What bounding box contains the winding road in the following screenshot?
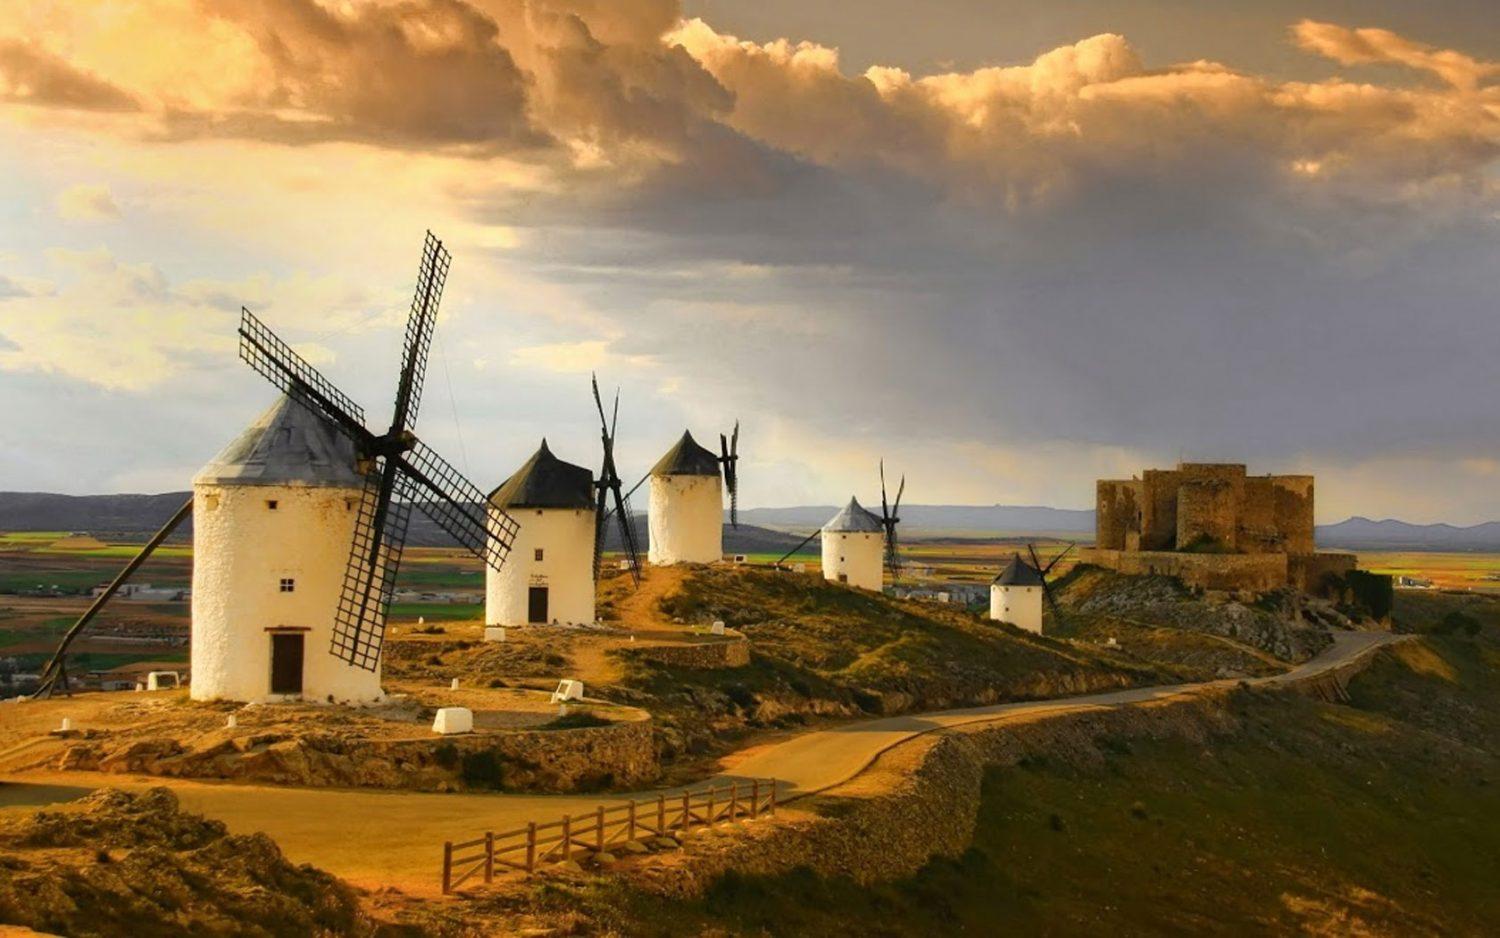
[0,630,1401,893]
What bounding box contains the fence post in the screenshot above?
[526,822,537,873]
[442,841,453,894]
[562,814,571,862]
[596,805,606,852]
[484,831,494,883]
[628,800,637,842]
[708,787,716,826]
[681,790,691,831]
[658,794,666,833]
[769,779,776,815]
[751,779,760,818]
[729,781,738,822]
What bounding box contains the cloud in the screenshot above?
[0,38,138,111]
[1292,19,1500,91]
[55,183,121,221]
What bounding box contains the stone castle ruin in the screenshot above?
[1079,463,1356,593]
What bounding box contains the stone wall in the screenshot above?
[1140,469,1182,550]
[648,639,1402,897]
[1288,551,1356,594]
[1272,476,1315,554]
[57,715,659,794]
[1095,480,1140,551]
[1176,478,1238,551]
[626,638,751,670]
[1077,548,1288,591]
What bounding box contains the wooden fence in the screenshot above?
[442,777,778,894]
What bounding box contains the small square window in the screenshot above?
[279,578,295,593]
[267,500,279,510]
[534,548,544,562]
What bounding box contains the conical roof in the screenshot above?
[822,496,884,533]
[194,393,363,488]
[993,553,1044,586]
[650,430,721,477]
[488,440,594,510]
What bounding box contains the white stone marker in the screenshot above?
[59,717,72,732]
[450,678,460,690]
[432,707,474,735]
[226,714,238,729]
[710,620,726,636]
[551,679,584,703]
[484,626,507,643]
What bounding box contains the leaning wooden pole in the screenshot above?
[31,496,194,699]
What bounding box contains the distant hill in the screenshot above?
[736,504,1096,535]
[5,492,1498,553]
[1313,517,1500,551]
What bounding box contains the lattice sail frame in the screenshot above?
[237,230,520,674]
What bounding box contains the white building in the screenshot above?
[647,431,723,565]
[190,394,382,704]
[990,554,1045,634]
[821,497,886,591]
[485,440,597,627]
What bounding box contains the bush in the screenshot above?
[460,749,504,788]
[433,742,459,769]
[544,711,612,730]
[1436,611,1482,638]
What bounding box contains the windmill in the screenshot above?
[591,374,643,586]
[879,460,905,580]
[32,231,519,697]
[719,421,740,527]
[1026,542,1076,629]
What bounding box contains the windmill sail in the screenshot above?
[1028,542,1075,630]
[592,374,642,585]
[719,420,740,527]
[879,460,905,579]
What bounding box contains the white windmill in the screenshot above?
[646,426,738,565]
[819,497,885,590]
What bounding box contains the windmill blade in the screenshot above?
[1028,543,1070,630]
[1043,542,1076,576]
[388,230,451,435]
[892,473,906,517]
[879,460,890,520]
[331,465,414,671]
[774,529,821,567]
[398,439,519,572]
[238,308,370,442]
[719,424,740,527]
[611,489,643,585]
[31,497,194,698]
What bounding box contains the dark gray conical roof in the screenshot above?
[650,430,721,477]
[488,439,594,510]
[993,553,1044,586]
[194,393,363,488]
[822,497,884,533]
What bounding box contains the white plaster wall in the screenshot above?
[486,506,596,626]
[191,482,383,704]
[821,531,885,591]
[990,584,1044,634]
[648,474,722,565]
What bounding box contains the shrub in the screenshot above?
[433,742,459,769]
[545,711,612,730]
[460,750,504,789]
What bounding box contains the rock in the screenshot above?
[553,860,585,874]
[619,840,650,856]
[649,836,680,851]
[592,851,618,867]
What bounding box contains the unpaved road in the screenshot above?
[0,630,1401,894]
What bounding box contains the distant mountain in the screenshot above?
[6,492,1499,553]
[1314,517,1500,551]
[735,504,1096,535]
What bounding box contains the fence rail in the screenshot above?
[442,778,777,894]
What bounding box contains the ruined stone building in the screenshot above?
[1079,463,1355,592]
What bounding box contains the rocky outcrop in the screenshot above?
[0,787,369,938]
[56,716,658,793]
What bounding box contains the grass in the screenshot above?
[559,625,1500,935]
[388,602,482,622]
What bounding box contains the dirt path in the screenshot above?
[0,631,1401,896]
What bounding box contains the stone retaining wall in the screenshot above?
[625,638,750,670]
[638,640,1397,896]
[56,715,658,794]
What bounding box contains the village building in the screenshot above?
[189,394,382,704]
[1080,462,1356,592]
[647,430,723,565]
[821,497,885,591]
[485,440,596,627]
[990,554,1044,633]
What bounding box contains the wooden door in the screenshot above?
[527,586,549,624]
[270,633,304,694]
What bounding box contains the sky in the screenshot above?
[0,1,1497,523]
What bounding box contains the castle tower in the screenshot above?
[190,394,381,704]
[485,440,596,627]
[821,497,885,591]
[647,430,723,565]
[990,554,1044,634]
